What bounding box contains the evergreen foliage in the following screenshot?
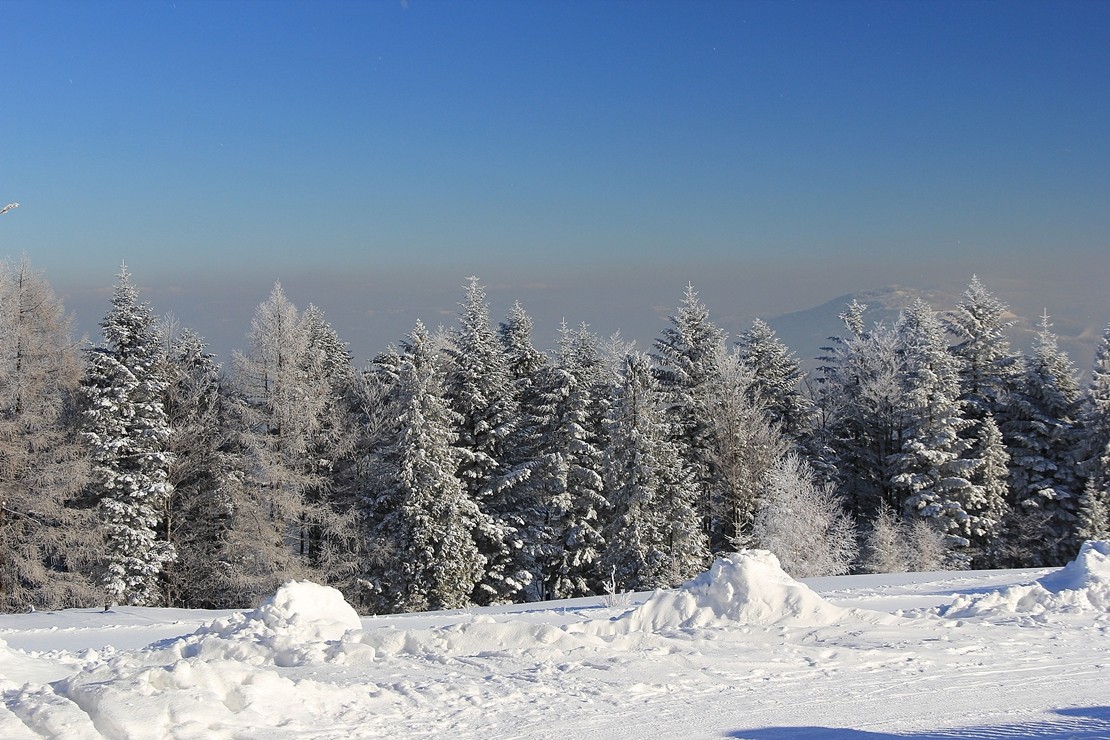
[81,265,175,606]
[735,318,813,440]
[365,322,483,612]
[444,277,531,604]
[602,352,706,591]
[1001,313,1083,565]
[652,285,726,535]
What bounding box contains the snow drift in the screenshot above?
[611,550,853,632]
[944,540,1110,619]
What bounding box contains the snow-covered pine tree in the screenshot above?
[735,318,813,441]
[444,277,530,605]
[81,265,175,607]
[496,301,552,597]
[1076,477,1109,542]
[364,321,484,612]
[297,304,362,584]
[964,414,1011,566]
[748,453,857,578]
[1001,312,1083,565]
[889,300,974,541]
[0,257,98,611]
[945,276,1021,422]
[602,352,706,591]
[1076,324,1110,543]
[158,327,236,608]
[813,303,905,519]
[529,322,610,600]
[652,285,726,543]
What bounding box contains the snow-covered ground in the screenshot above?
[2,544,1109,739]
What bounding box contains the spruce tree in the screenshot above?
[1076,324,1110,543]
[365,322,483,612]
[81,265,175,606]
[602,352,706,591]
[1002,313,1083,565]
[159,327,236,608]
[814,304,905,519]
[735,318,813,440]
[889,300,974,540]
[945,276,1021,422]
[532,322,609,599]
[444,277,530,604]
[652,285,726,541]
[965,414,1011,566]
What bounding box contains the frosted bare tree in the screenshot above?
[748,453,857,577]
[0,257,98,611]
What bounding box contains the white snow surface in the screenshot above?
[2,547,1109,739]
[944,539,1110,620]
[610,550,859,632]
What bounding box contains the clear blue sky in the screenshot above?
[2,0,1108,361]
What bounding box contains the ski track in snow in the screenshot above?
[1,549,1109,739]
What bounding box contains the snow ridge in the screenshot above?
[944,540,1110,619]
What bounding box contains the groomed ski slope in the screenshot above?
[2,544,1109,739]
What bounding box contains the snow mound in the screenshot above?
[250,581,362,641]
[616,551,851,632]
[201,581,361,644]
[945,541,1110,619]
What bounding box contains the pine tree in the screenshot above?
[945,276,1021,422]
[1076,477,1109,542]
[1076,324,1110,542]
[735,318,813,440]
[889,300,974,540]
[365,322,483,612]
[964,414,1011,566]
[0,257,98,611]
[1002,313,1083,565]
[602,352,706,591]
[444,277,530,604]
[814,304,905,518]
[530,322,610,599]
[158,327,237,608]
[652,285,726,543]
[496,302,555,598]
[81,265,175,606]
[298,304,362,584]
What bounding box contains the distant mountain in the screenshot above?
[760,284,1102,378]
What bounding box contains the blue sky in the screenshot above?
[2,0,1108,361]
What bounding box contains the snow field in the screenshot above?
[1,547,1109,738]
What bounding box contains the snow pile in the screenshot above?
[202,580,361,643]
[613,550,851,632]
[945,540,1110,619]
[21,583,371,737]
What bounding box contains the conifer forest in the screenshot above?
[2,256,1109,614]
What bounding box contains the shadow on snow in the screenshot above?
[727,706,1110,740]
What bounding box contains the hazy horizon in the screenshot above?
[3,0,1107,365]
